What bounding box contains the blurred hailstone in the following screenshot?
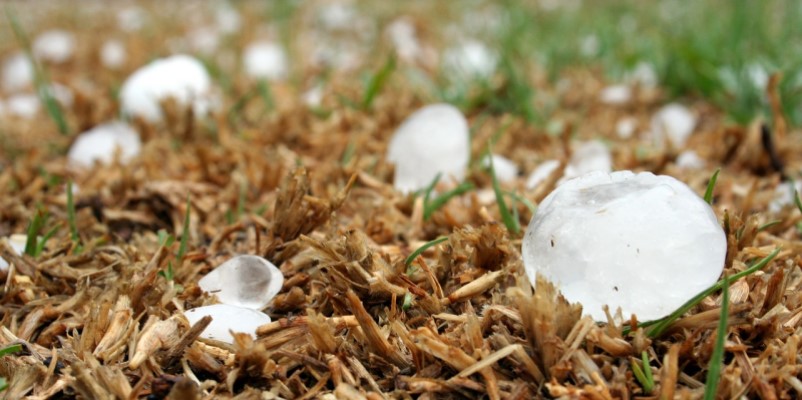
[442,40,497,80]
[526,141,612,189]
[675,150,705,170]
[67,122,142,168]
[33,30,75,64]
[615,117,637,139]
[243,41,288,81]
[2,53,34,92]
[119,54,216,122]
[650,103,696,148]
[101,40,126,69]
[184,304,271,344]
[599,84,631,105]
[0,234,27,271]
[482,154,519,183]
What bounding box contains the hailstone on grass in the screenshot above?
[101,40,126,69]
[2,52,33,92]
[650,103,697,148]
[483,154,519,183]
[32,30,75,64]
[522,171,726,321]
[184,304,271,344]
[243,41,288,81]
[198,255,284,310]
[442,40,497,80]
[67,122,141,168]
[387,103,470,193]
[0,234,27,271]
[599,84,631,105]
[119,54,214,122]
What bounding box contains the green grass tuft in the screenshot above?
[631,351,654,394]
[405,236,448,267]
[704,168,720,204]
[362,55,396,109]
[703,273,730,400]
[423,182,475,221]
[488,152,520,234]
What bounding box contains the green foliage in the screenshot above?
[703,273,730,400]
[488,152,520,234]
[405,236,448,267]
[704,169,720,204]
[362,55,396,109]
[631,351,654,394]
[24,208,58,257]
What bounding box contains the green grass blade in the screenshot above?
[704,168,720,204]
[631,359,651,394]
[362,55,396,109]
[647,248,779,338]
[503,190,537,214]
[177,197,191,260]
[418,173,441,204]
[0,344,22,357]
[489,154,520,234]
[641,351,654,392]
[24,208,48,256]
[757,220,781,232]
[67,181,79,243]
[6,9,69,135]
[794,189,802,214]
[36,225,60,257]
[257,79,274,112]
[703,273,729,400]
[423,182,474,220]
[405,236,448,266]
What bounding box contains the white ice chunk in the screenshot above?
[199,255,284,310]
[625,62,658,88]
[442,40,497,80]
[184,304,271,344]
[599,84,631,105]
[33,30,75,64]
[6,94,39,118]
[482,154,519,183]
[188,28,220,55]
[243,41,288,81]
[215,3,242,34]
[387,103,470,193]
[302,85,323,107]
[119,54,214,122]
[3,53,34,92]
[650,103,697,148]
[564,140,612,179]
[615,117,637,139]
[526,159,560,190]
[676,150,705,170]
[117,7,146,32]
[522,170,727,321]
[769,181,802,214]
[101,40,126,69]
[387,18,421,63]
[67,121,141,168]
[0,234,27,271]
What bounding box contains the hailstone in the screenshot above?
[198,255,284,310]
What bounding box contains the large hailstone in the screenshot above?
[119,54,214,122]
[184,304,271,344]
[243,41,288,81]
[387,103,470,193]
[67,122,141,168]
[198,255,284,310]
[522,171,726,321]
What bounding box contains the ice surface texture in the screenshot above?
[387,103,469,193]
[522,171,726,321]
[198,255,284,310]
[184,304,271,344]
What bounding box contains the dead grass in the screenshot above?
[1,1,802,399]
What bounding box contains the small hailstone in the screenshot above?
[676,150,705,170]
[387,103,470,193]
[33,30,75,64]
[526,160,561,190]
[564,140,612,179]
[243,41,288,81]
[387,18,421,63]
[442,40,497,80]
[650,103,697,148]
[482,154,519,183]
[302,85,324,107]
[318,2,357,30]
[769,181,802,214]
[119,54,214,122]
[522,171,727,321]
[6,93,39,118]
[67,121,141,168]
[2,52,34,92]
[215,3,242,34]
[198,255,284,310]
[117,7,146,32]
[580,34,600,57]
[0,234,27,271]
[625,62,658,88]
[599,84,631,105]
[188,28,220,55]
[101,40,126,69]
[747,62,769,90]
[616,117,637,139]
[184,304,271,344]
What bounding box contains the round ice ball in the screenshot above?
[119,54,213,122]
[243,41,288,81]
[67,121,141,168]
[387,103,469,193]
[522,170,726,321]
